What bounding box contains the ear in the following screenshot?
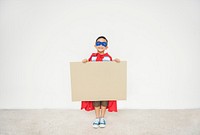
[105,46,108,50]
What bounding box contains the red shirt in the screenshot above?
[81,53,117,112]
[88,53,112,62]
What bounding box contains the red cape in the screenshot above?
[81,100,117,112]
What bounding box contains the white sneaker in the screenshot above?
[99,118,106,128]
[92,118,100,128]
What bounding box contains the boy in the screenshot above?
[81,36,120,128]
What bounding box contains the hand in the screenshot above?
[113,58,120,63]
[82,59,88,63]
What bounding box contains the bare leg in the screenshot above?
[101,105,107,118]
[94,106,100,118]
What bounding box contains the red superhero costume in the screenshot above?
[81,53,118,112]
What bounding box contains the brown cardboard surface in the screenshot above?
[70,61,127,101]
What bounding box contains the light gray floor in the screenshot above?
[0,109,200,135]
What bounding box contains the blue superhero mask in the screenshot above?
[96,42,107,47]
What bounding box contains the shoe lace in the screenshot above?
[100,118,106,124]
[93,119,99,125]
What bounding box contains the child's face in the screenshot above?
[94,38,108,53]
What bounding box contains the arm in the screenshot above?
[82,59,88,63]
[107,53,120,63]
[113,58,120,63]
[82,53,95,63]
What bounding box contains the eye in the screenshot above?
[96,42,101,46]
[102,42,107,46]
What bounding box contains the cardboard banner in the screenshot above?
[70,61,127,101]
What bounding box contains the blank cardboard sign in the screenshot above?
[70,61,127,101]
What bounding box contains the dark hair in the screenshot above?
[96,36,108,43]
